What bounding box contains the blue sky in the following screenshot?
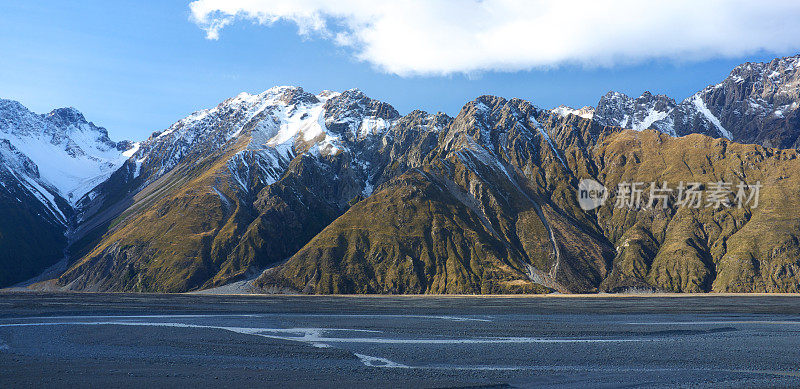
[1,1,798,141]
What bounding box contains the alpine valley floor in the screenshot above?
[3,292,800,387]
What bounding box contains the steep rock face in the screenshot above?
[649,93,732,139]
[692,55,800,148]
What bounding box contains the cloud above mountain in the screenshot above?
[189,0,800,76]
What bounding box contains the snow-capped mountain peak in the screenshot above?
[0,99,133,211]
[591,55,800,147]
[594,91,676,133]
[126,86,401,192]
[45,107,87,127]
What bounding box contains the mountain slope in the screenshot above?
[593,131,800,292]
[255,168,552,294]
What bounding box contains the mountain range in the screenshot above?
[2,54,800,293]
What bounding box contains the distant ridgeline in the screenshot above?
[3,54,800,293]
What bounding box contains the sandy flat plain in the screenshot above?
[2,292,800,388]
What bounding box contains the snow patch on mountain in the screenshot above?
[691,94,731,140]
[632,108,669,132]
[357,117,393,138]
[551,105,594,119]
[262,94,343,155]
[0,141,65,222]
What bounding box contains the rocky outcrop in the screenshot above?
[594,91,676,133]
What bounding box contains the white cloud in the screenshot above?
[189,0,800,76]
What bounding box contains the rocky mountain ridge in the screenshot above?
[555,55,800,148]
[4,54,800,292]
